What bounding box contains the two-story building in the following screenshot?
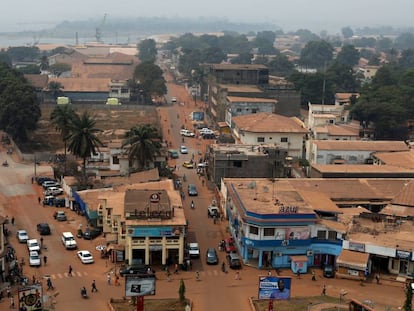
[225,96,277,128]
[231,112,309,159]
[205,144,290,187]
[221,178,344,271]
[77,180,186,266]
[306,140,409,165]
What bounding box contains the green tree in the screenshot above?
[50,105,77,175]
[178,279,186,303]
[7,46,39,62]
[403,282,413,311]
[48,63,71,77]
[47,81,64,99]
[335,44,360,67]
[230,52,252,64]
[138,39,157,63]
[0,63,40,142]
[341,26,354,39]
[122,124,162,170]
[268,54,294,77]
[133,62,166,103]
[66,111,102,185]
[399,49,414,70]
[299,40,333,69]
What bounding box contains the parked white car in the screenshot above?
[43,186,63,196]
[180,129,195,137]
[180,145,188,154]
[17,230,29,243]
[27,239,40,253]
[77,250,94,264]
[29,251,41,266]
[199,128,213,135]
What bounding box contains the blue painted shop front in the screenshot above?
[240,237,342,270]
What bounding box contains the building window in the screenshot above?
[328,231,336,240]
[113,156,119,164]
[237,108,242,112]
[252,109,257,113]
[316,230,326,239]
[232,161,242,168]
[281,137,288,143]
[257,137,265,143]
[249,225,259,235]
[263,228,274,236]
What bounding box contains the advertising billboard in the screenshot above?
[125,275,156,297]
[258,276,291,300]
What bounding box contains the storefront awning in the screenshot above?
[290,255,308,262]
[107,243,125,251]
[336,249,369,270]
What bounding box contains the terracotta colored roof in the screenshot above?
[298,190,342,213]
[227,96,277,103]
[325,125,360,136]
[373,150,414,169]
[337,249,369,269]
[391,180,414,206]
[381,204,414,217]
[312,140,409,152]
[318,219,347,233]
[232,112,308,134]
[49,77,110,92]
[335,93,360,101]
[24,74,49,89]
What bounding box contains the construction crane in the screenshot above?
[95,13,107,43]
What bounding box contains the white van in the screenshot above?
[61,232,77,249]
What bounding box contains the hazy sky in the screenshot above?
[1,0,413,33]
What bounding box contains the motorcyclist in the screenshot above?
[2,160,8,166]
[191,200,194,209]
[221,262,226,273]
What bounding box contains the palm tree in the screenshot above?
[50,105,76,175]
[66,111,102,185]
[122,124,162,170]
[48,81,64,100]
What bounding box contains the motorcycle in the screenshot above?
[190,201,195,209]
[81,287,88,299]
[2,161,8,167]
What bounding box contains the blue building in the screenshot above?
[221,178,343,272]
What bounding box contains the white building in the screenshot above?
[231,112,308,159]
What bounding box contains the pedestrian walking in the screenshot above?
[296,270,301,279]
[40,237,43,247]
[11,217,14,226]
[38,197,41,205]
[32,275,36,284]
[375,273,380,284]
[107,273,111,285]
[43,256,47,265]
[47,278,53,290]
[174,263,179,274]
[68,265,73,276]
[321,284,326,296]
[10,295,14,308]
[6,286,11,298]
[166,269,171,282]
[312,270,316,281]
[115,275,120,286]
[91,280,98,292]
[235,271,240,280]
[267,270,272,277]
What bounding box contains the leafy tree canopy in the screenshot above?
[0,63,40,142]
[49,63,71,77]
[299,40,334,69]
[138,39,157,63]
[134,61,167,101]
[268,54,294,77]
[341,26,354,39]
[7,46,39,62]
[335,44,360,67]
